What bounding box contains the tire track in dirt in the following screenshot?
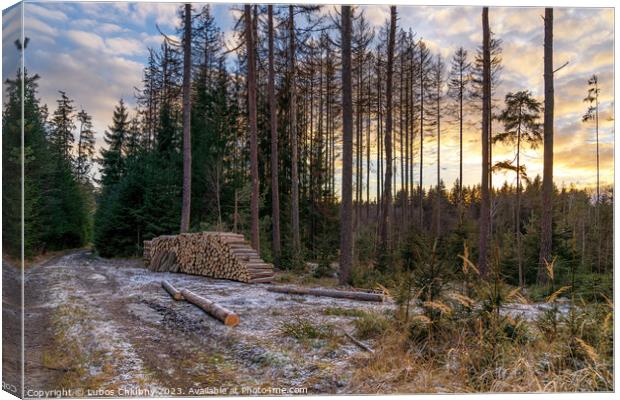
[23,250,393,395]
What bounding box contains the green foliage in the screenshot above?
[2,68,91,256]
[99,99,129,187]
[353,311,390,340]
[279,317,334,341]
[94,152,182,257]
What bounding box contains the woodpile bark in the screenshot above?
[144,232,275,283]
[181,289,240,327]
[267,286,384,302]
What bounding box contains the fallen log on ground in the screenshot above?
[341,329,374,353]
[180,289,240,327]
[162,280,183,301]
[267,286,384,302]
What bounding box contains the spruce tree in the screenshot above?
[75,109,96,182]
[100,99,129,187]
[49,91,76,163]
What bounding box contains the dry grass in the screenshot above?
[4,248,82,270]
[347,300,613,394]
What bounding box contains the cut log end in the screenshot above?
[224,314,240,327]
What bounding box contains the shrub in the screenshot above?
[279,317,334,341]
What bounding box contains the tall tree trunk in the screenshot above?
[376,57,382,217]
[399,45,405,221]
[516,121,523,288]
[268,5,281,268]
[366,60,371,220]
[538,8,554,284]
[356,60,362,227]
[418,47,424,228]
[459,66,464,211]
[436,66,441,237]
[478,7,491,277]
[380,7,396,251]
[245,5,260,252]
[180,3,192,233]
[339,5,354,285]
[289,6,301,260]
[595,80,600,273]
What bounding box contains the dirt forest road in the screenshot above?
[21,250,390,397]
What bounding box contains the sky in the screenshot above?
[2,1,614,195]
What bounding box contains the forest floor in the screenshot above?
[20,250,392,396]
[17,250,571,396]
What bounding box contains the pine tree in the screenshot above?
[538,8,554,283]
[447,47,471,205]
[180,3,193,233]
[479,7,491,277]
[289,5,301,262]
[379,6,396,254]
[100,99,130,187]
[582,74,600,204]
[125,115,142,159]
[267,4,281,267]
[431,53,445,237]
[244,5,260,252]
[495,90,542,288]
[417,40,432,227]
[339,5,353,285]
[49,91,76,163]
[3,61,47,255]
[75,108,96,182]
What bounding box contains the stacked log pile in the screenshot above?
[143,240,152,265]
[144,232,274,283]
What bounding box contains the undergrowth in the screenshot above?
[347,239,613,393]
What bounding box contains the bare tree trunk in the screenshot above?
[356,60,362,228]
[459,63,464,218]
[517,122,523,288]
[180,3,192,233]
[215,164,222,228]
[376,57,382,218]
[233,189,238,233]
[436,64,441,237]
[245,5,260,252]
[380,7,396,251]
[399,49,405,219]
[268,5,281,268]
[478,7,491,277]
[538,8,554,284]
[289,6,301,260]
[418,47,424,228]
[595,79,600,274]
[366,61,371,220]
[339,5,353,285]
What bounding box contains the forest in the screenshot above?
[2,4,613,392]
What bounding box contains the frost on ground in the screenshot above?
[24,250,391,395]
[23,250,566,396]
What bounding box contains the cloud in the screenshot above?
[363,5,390,27]
[25,3,68,22]
[105,37,145,57]
[66,29,105,51]
[14,3,614,191]
[25,16,58,37]
[131,2,180,29]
